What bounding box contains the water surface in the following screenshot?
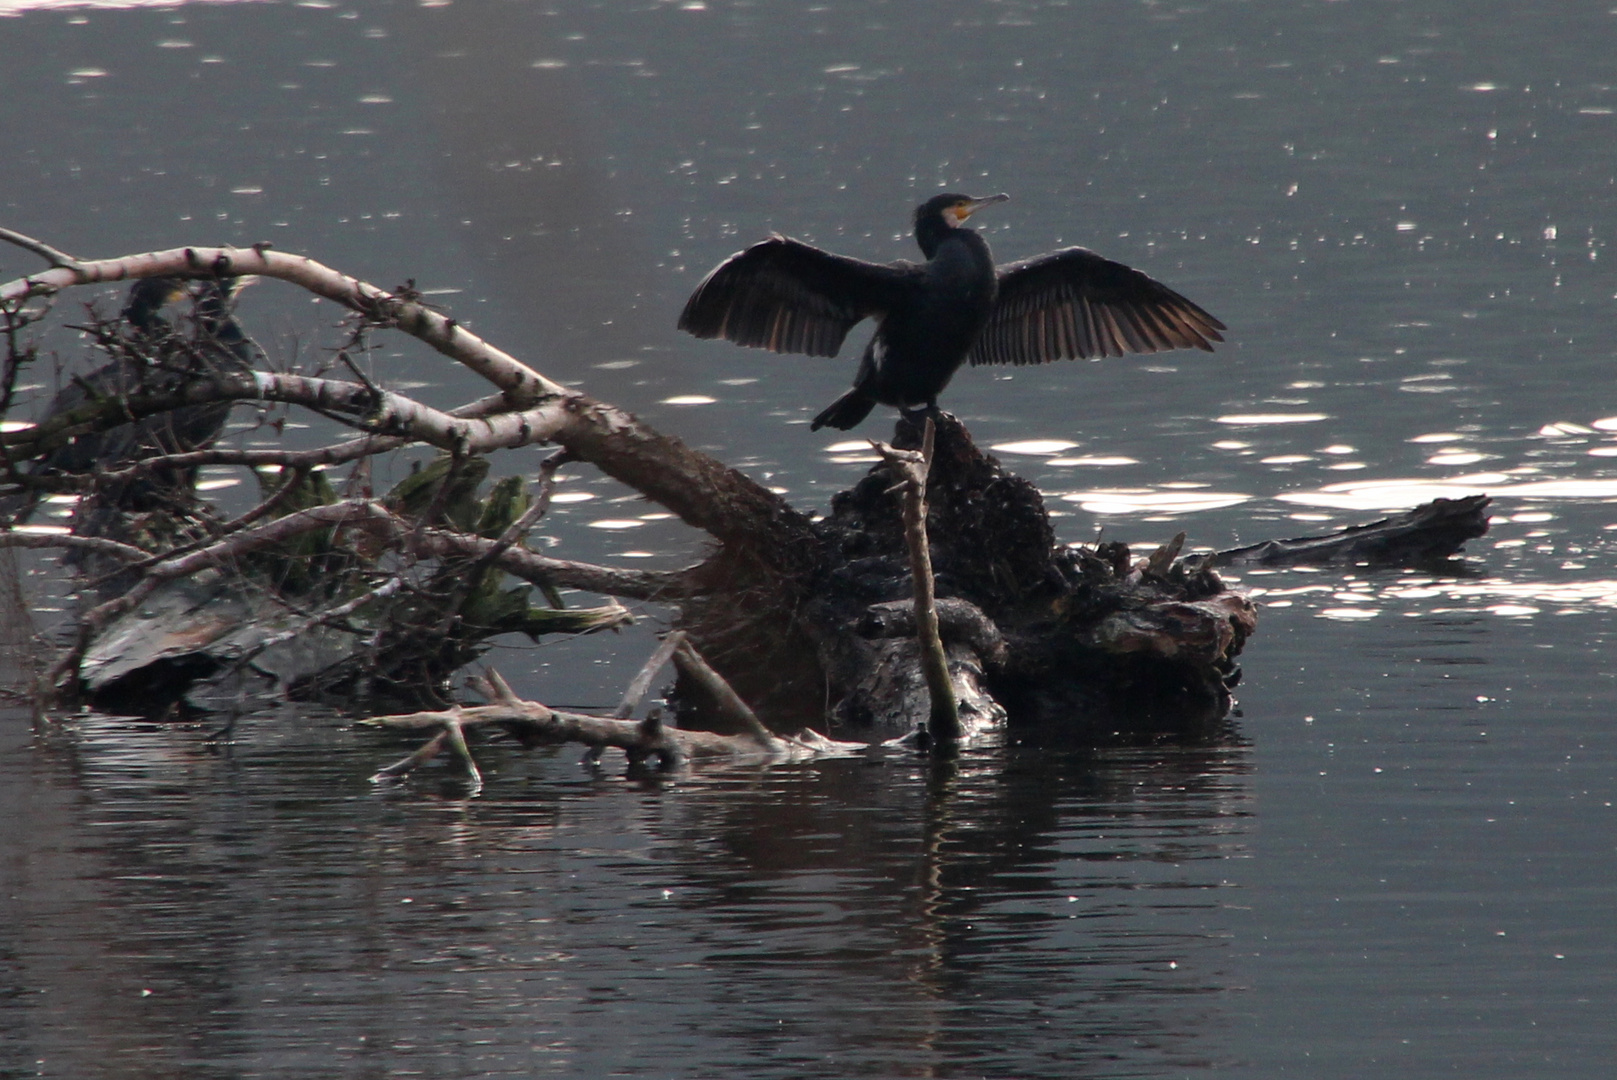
[2,0,1615,1076]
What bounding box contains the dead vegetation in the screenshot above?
[0,233,1488,774]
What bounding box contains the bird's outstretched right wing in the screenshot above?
[678,236,915,357]
[970,247,1225,367]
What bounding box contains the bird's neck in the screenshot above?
[915,218,969,260]
[916,224,993,269]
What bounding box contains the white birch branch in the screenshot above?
[2,370,572,460]
[1,243,569,403]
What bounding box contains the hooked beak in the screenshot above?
[957,193,1010,221]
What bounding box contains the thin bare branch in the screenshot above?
[475,448,571,571]
[406,527,699,600]
[5,389,528,498]
[79,498,400,636]
[615,630,686,719]
[0,530,148,563]
[246,576,406,657]
[370,729,451,780]
[1,370,573,462]
[363,698,785,775]
[671,637,777,749]
[0,228,78,269]
[483,668,521,705]
[0,244,569,402]
[442,719,483,789]
[873,417,959,744]
[363,658,863,782]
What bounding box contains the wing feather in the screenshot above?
[970,247,1225,367]
[1130,302,1175,351]
[678,236,915,357]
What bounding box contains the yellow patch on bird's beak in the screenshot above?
[948,193,1010,226]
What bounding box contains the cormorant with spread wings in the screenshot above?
[678,192,1224,431]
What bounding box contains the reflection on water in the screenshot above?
[1246,568,1617,620]
[0,0,232,13]
[989,439,1079,456]
[1213,412,1330,426]
[0,708,1251,1079]
[1049,453,1140,466]
[1278,472,1617,512]
[1033,413,1617,560]
[1062,487,1252,516]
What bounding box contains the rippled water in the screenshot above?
[2,712,1258,1078]
[3,0,1616,1076]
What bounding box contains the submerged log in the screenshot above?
[364,662,861,784]
[1204,494,1491,569]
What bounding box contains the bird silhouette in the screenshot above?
[1,276,259,528]
[678,192,1224,430]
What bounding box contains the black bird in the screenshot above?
[678,192,1225,430]
[0,276,258,527]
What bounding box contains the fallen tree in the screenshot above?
[0,234,1488,761]
[1204,494,1490,571]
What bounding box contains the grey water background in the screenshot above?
[2,0,1615,1076]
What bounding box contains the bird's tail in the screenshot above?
[810,386,878,431]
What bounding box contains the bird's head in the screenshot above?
[916,192,1010,231]
[120,277,191,336]
[193,275,260,344]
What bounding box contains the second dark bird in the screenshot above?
[678,192,1226,430]
[0,276,258,528]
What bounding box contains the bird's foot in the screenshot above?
[897,401,941,422]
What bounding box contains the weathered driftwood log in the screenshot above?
[0,238,1487,747]
[365,658,860,784]
[1204,494,1491,569]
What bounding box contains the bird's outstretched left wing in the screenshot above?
[678,236,916,357]
[970,247,1224,366]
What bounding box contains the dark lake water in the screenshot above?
[3,0,1615,1076]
